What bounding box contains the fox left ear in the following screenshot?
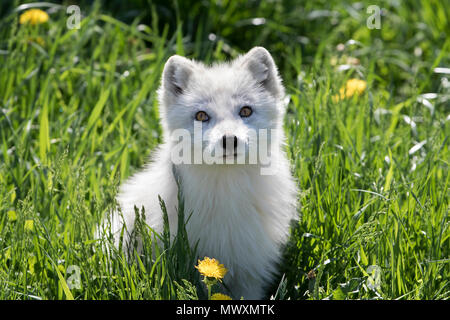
[240,47,284,99]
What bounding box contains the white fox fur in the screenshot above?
[106,47,298,299]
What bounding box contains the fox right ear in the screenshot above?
[240,47,283,99]
[162,55,195,96]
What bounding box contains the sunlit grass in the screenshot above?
[0,0,448,300]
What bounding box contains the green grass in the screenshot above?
[0,0,449,300]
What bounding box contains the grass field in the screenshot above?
[0,0,449,300]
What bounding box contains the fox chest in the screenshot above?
[179,179,279,271]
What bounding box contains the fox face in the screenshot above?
[158,47,286,166]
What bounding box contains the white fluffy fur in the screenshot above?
[105,47,298,299]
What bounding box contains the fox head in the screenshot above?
[158,47,286,166]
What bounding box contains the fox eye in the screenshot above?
[239,106,253,118]
[195,111,210,122]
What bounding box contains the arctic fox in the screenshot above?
[107,47,298,299]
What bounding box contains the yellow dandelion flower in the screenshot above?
[210,293,232,300]
[24,219,34,231]
[19,9,49,25]
[195,257,228,280]
[333,78,367,102]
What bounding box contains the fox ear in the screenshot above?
[241,47,283,98]
[162,55,195,96]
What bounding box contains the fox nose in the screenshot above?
[222,135,238,151]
